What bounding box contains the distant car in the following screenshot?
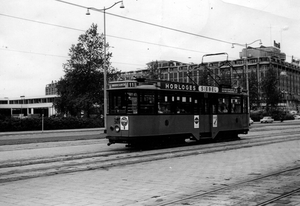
[249,118,254,125]
[294,115,300,120]
[260,116,274,123]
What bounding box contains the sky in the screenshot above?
[1,0,300,98]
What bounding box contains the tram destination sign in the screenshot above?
[109,81,137,88]
[160,82,219,93]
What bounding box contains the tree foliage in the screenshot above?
[54,24,120,117]
[198,67,211,86]
[249,70,260,110]
[261,67,282,111]
[146,61,162,79]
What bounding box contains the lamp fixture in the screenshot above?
[120,1,125,8]
[86,8,90,15]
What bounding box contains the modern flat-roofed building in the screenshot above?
[0,95,57,118]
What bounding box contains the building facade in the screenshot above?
[0,95,58,118]
[45,80,58,95]
[121,46,300,112]
[0,81,60,118]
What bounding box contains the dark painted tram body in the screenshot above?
[106,79,249,145]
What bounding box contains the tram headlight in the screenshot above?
[110,126,114,131]
[115,125,121,133]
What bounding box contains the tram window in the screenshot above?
[243,97,248,113]
[109,91,138,114]
[231,96,242,113]
[127,92,138,114]
[211,98,218,114]
[139,92,155,114]
[218,98,229,113]
[175,95,192,114]
[200,98,209,114]
[157,94,171,114]
[193,98,199,114]
[109,92,125,114]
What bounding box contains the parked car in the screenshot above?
[294,115,300,120]
[260,116,274,123]
[249,118,254,125]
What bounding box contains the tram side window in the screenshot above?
[175,95,192,114]
[139,92,155,114]
[200,98,209,114]
[157,94,171,114]
[177,96,192,114]
[193,97,199,114]
[243,96,248,113]
[218,97,229,113]
[231,96,242,113]
[211,98,218,114]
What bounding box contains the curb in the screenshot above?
[0,128,105,137]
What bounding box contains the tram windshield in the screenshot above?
[108,90,247,115]
[109,91,138,114]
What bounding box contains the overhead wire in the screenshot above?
[54,0,235,46]
[0,12,208,61]
[0,13,84,32]
[0,47,68,58]
[2,2,296,64]
[0,48,145,67]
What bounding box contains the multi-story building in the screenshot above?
[121,46,300,112]
[45,80,58,95]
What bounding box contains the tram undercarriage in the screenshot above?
[107,129,248,147]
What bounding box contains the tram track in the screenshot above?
[256,187,300,206]
[155,164,300,206]
[0,128,299,170]
[0,129,299,183]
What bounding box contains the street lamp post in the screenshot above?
[232,40,262,115]
[20,95,25,118]
[86,1,124,129]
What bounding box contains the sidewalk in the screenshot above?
[0,128,105,138]
[0,138,299,205]
[0,128,105,148]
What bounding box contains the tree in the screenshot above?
[248,70,260,110]
[198,66,210,86]
[54,24,120,117]
[261,67,282,112]
[146,61,161,79]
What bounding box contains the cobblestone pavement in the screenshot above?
[0,139,299,206]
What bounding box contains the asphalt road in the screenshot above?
[0,121,299,206]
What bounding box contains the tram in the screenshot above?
[106,78,249,146]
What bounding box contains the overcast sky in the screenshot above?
[1,0,299,98]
